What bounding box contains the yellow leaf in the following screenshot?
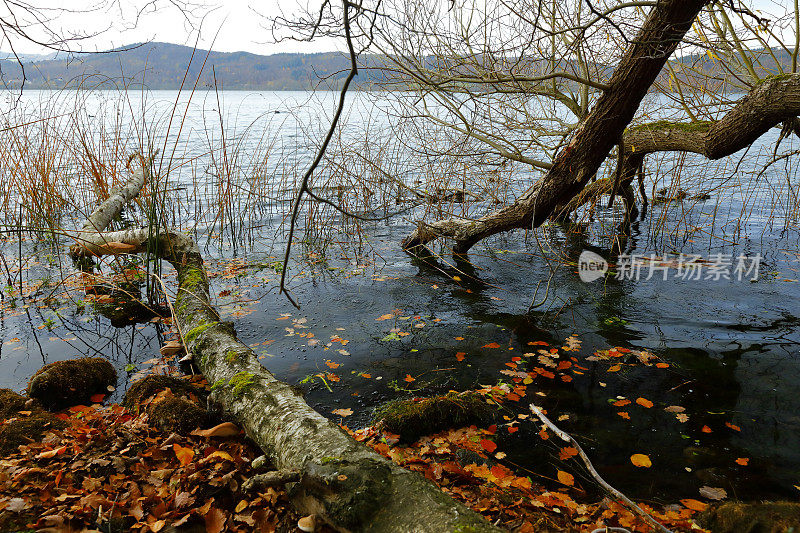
[630,453,652,468]
[208,451,234,461]
[173,444,195,466]
[235,500,248,513]
[557,470,574,486]
[190,422,240,438]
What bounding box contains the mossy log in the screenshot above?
[70,163,500,532]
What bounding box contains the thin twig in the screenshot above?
[529,404,673,533]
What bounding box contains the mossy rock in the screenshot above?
[28,358,116,409]
[123,375,207,408]
[0,411,66,455]
[699,501,800,533]
[0,389,29,420]
[148,397,209,434]
[372,392,496,443]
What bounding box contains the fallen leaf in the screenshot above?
[205,507,226,533]
[702,425,712,433]
[699,486,727,500]
[680,499,708,512]
[725,422,741,432]
[664,405,685,413]
[173,444,195,466]
[207,451,234,461]
[190,422,240,438]
[455,352,466,362]
[35,446,66,459]
[332,408,353,417]
[89,393,105,403]
[559,447,579,461]
[635,397,653,408]
[557,470,574,486]
[483,342,501,349]
[630,454,652,468]
[735,457,749,466]
[480,439,497,453]
[404,374,416,383]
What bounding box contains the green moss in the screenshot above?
[0,389,29,420]
[372,392,496,443]
[699,501,800,533]
[630,120,713,133]
[181,266,206,288]
[148,396,208,434]
[184,321,217,344]
[28,358,117,409]
[123,375,207,408]
[225,350,240,363]
[0,412,67,454]
[756,73,796,85]
[228,371,257,398]
[321,456,343,464]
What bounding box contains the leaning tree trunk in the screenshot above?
[402,0,709,255]
[70,164,501,533]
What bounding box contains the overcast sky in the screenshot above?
[3,0,339,56]
[3,0,794,57]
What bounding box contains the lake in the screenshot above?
[0,88,798,504]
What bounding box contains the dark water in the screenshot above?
[0,90,799,505]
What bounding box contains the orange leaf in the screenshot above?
[617,411,630,419]
[89,393,105,403]
[725,422,741,432]
[325,360,341,369]
[735,457,749,466]
[173,444,195,466]
[680,499,708,512]
[557,470,574,486]
[630,453,652,468]
[376,314,394,321]
[483,342,501,349]
[701,425,712,433]
[480,439,497,453]
[655,362,669,368]
[404,374,416,383]
[613,399,631,407]
[332,408,353,417]
[455,352,466,362]
[559,447,579,461]
[635,397,653,408]
[607,364,621,372]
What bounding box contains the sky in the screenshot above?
[3,0,794,58]
[2,0,339,56]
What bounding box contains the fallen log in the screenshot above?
[70,161,501,532]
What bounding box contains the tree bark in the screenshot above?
[622,74,800,159]
[402,0,710,255]
[70,165,501,533]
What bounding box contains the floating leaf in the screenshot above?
[630,454,652,467]
[701,425,712,433]
[680,499,708,512]
[332,408,353,417]
[559,447,579,461]
[725,422,741,432]
[557,470,574,486]
[635,397,653,408]
[455,352,466,362]
[480,439,497,453]
[404,374,416,383]
[699,486,727,500]
[735,457,749,466]
[483,342,501,349]
[664,405,685,413]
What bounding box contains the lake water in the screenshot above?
[0,89,798,504]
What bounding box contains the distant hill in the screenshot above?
[0,42,375,90]
[0,41,791,92]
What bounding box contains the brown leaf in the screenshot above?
[699,486,728,500]
[205,507,227,533]
[332,408,353,417]
[190,422,240,438]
